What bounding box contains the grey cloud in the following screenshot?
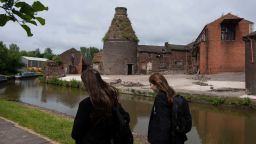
[0,0,255,54]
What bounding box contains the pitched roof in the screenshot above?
[137,45,168,53]
[59,48,80,56]
[165,43,188,51]
[209,13,253,25]
[244,31,256,38]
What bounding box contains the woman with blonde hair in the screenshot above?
[148,72,191,144]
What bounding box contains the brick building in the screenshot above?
[44,60,65,78]
[191,13,254,74]
[92,51,103,73]
[59,48,88,74]
[243,31,256,95]
[137,43,190,74]
[102,7,189,75]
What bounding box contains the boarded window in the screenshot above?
[221,24,236,40]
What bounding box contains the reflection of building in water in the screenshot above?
[191,104,256,144]
[119,95,153,135]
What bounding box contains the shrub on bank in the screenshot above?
[181,93,254,108]
[39,77,82,88]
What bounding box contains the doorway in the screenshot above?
[127,64,133,75]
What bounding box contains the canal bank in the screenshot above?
[2,79,256,144]
[60,72,256,102]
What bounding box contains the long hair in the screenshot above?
[149,73,176,107]
[81,68,118,115]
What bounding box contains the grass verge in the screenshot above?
[0,99,74,144]
[0,99,143,144]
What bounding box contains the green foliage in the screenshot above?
[0,0,48,36]
[0,41,23,74]
[43,47,54,60]
[70,79,80,88]
[80,47,100,61]
[103,16,139,42]
[52,55,62,65]
[240,97,252,106]
[0,41,58,74]
[9,43,19,51]
[209,97,225,106]
[42,77,82,88]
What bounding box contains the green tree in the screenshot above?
[34,48,41,57]
[52,55,62,65]
[43,47,53,60]
[0,41,23,74]
[80,47,100,61]
[0,41,8,74]
[9,43,19,51]
[7,44,23,73]
[0,0,48,36]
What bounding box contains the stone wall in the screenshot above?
[103,40,137,74]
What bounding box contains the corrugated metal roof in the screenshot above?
[22,56,48,61]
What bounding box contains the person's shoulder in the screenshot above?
[79,97,91,106]
[156,91,168,101]
[173,94,187,104]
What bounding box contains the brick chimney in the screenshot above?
[115,7,127,16]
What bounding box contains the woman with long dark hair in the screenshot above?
[148,72,190,144]
[71,68,132,144]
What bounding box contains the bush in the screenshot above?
[209,97,225,106]
[41,77,81,88]
[240,97,252,106]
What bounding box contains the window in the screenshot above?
[221,24,236,40]
[175,61,183,66]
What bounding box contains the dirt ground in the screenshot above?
[60,72,255,99]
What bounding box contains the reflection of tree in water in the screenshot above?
[41,84,86,108]
[190,103,256,144]
[0,81,24,101]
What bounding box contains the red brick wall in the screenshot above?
[199,42,207,74]
[199,15,252,74]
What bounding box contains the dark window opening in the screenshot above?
[221,24,236,40]
[175,61,183,66]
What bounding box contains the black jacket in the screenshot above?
[148,92,186,144]
[71,97,114,144]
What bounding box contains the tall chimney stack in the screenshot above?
[115,7,127,16]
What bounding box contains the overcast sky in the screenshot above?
[0,0,255,54]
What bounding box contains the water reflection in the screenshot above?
[189,104,256,144]
[118,95,153,135]
[1,79,256,144]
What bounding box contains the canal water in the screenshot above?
[1,79,256,144]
